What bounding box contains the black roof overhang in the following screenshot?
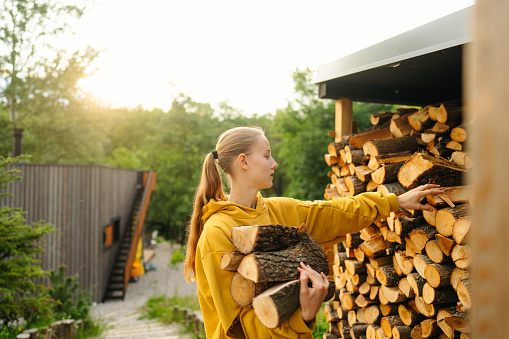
[315,6,472,106]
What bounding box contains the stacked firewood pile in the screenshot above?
[322,102,472,339]
[221,224,336,329]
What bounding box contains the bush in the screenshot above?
[0,156,55,335]
[170,247,186,266]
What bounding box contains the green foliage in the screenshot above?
[170,247,186,266]
[312,305,328,338]
[0,156,55,333]
[48,265,91,322]
[272,68,335,200]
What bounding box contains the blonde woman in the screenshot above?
[184,126,441,338]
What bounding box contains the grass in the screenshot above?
[141,294,204,338]
[312,305,329,338]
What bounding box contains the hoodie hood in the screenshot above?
[201,192,267,227]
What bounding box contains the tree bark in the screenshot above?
[424,262,455,288]
[436,204,471,237]
[422,283,458,305]
[398,152,466,189]
[232,224,301,254]
[362,135,418,157]
[349,128,393,149]
[252,279,335,329]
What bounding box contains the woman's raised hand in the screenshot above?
[397,184,444,212]
[297,262,329,323]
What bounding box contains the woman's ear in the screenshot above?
[238,153,249,170]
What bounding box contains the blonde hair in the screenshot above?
[184,126,265,281]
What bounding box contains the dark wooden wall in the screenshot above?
[0,164,139,302]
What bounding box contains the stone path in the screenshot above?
[90,242,198,338]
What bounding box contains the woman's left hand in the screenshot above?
[297,262,329,323]
[397,184,444,212]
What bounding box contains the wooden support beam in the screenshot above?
[467,0,509,337]
[335,98,353,142]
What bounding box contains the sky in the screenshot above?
[70,0,475,116]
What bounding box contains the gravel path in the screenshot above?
[90,242,198,338]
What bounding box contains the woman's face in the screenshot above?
[244,134,278,190]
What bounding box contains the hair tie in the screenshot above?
[212,150,218,159]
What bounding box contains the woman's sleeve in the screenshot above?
[294,192,399,244]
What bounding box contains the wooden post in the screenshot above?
[335,98,353,142]
[467,1,509,337]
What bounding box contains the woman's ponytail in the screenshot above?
[184,126,265,282]
[184,152,225,282]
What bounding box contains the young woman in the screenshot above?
[184,126,442,338]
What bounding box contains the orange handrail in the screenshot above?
[123,170,157,292]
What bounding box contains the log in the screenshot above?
[346,233,364,249]
[413,254,434,279]
[345,176,368,196]
[350,324,370,339]
[376,265,400,286]
[377,182,408,196]
[325,154,341,166]
[425,186,471,207]
[365,305,382,325]
[230,272,276,307]
[421,122,452,143]
[435,204,471,238]
[237,225,328,283]
[221,251,245,271]
[392,326,413,339]
[371,112,397,126]
[355,293,378,308]
[422,204,437,227]
[398,276,414,298]
[372,162,405,185]
[341,292,357,311]
[345,260,367,276]
[349,128,393,149]
[380,285,407,303]
[407,272,427,298]
[428,102,463,124]
[450,125,467,143]
[450,151,473,169]
[370,286,380,301]
[354,165,375,183]
[452,217,471,244]
[390,114,413,138]
[325,303,341,322]
[451,244,472,269]
[435,234,456,257]
[359,236,390,258]
[381,303,399,317]
[405,236,421,257]
[410,324,423,339]
[414,296,435,317]
[328,142,346,158]
[368,151,413,171]
[424,263,455,288]
[366,179,379,192]
[425,240,451,264]
[450,268,470,291]
[346,149,367,165]
[408,106,434,132]
[232,224,301,254]
[456,279,471,309]
[446,140,462,151]
[397,152,466,189]
[422,283,458,305]
[408,224,438,251]
[420,319,440,338]
[381,315,405,338]
[394,251,414,275]
[362,135,418,158]
[436,306,458,338]
[323,333,339,339]
[398,303,425,326]
[443,310,470,333]
[252,279,335,329]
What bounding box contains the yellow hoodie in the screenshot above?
[195,191,399,338]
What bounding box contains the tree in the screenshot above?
[0,156,55,334]
[0,0,85,154]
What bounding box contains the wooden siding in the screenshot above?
[0,164,139,302]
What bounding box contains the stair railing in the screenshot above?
[123,170,157,294]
